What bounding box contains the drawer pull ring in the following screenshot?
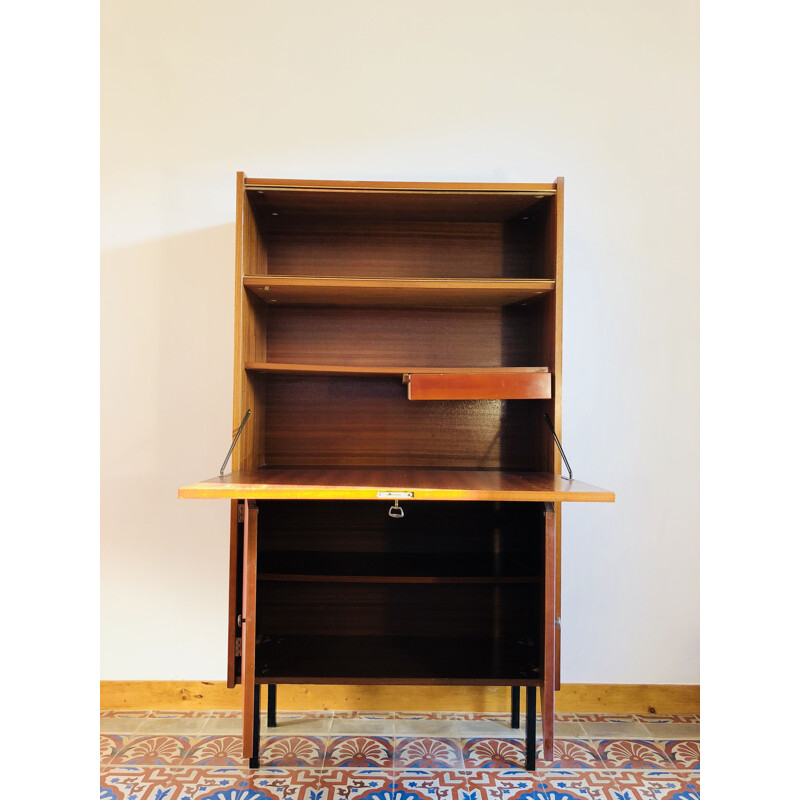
[388,500,404,519]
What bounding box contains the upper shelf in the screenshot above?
[178,467,616,503]
[243,276,554,308]
[244,179,555,222]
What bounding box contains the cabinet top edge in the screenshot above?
[242,178,560,193]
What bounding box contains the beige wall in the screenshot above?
[101,0,698,682]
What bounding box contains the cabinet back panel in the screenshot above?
[256,375,540,469]
[256,582,540,638]
[247,186,550,221]
[257,500,543,554]
[255,218,538,279]
[259,306,534,368]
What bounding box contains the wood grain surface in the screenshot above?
[100,681,698,714]
[244,179,554,224]
[245,363,548,377]
[179,467,615,502]
[244,275,554,307]
[253,304,540,369]
[406,371,551,400]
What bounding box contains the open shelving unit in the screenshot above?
[179,176,614,771]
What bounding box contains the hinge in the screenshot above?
[237,502,244,523]
[555,616,562,629]
[234,637,242,656]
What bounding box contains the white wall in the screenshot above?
[101,0,698,683]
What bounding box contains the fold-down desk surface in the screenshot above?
[178,467,615,503]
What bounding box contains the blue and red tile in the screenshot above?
[98,709,700,799]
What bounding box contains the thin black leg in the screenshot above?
[511,686,520,728]
[524,685,536,771]
[248,684,261,769]
[267,683,277,728]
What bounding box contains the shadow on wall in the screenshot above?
[101,224,237,666]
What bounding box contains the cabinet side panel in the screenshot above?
[229,174,246,685]
[552,178,564,475]
[527,181,564,684]
[234,175,268,470]
[232,171,246,461]
[553,178,564,687]
[553,178,564,691]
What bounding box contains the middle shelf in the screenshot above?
[243,362,548,377]
[244,275,555,307]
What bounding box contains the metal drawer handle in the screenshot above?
[388,500,404,519]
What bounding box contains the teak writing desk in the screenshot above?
[179,176,615,770]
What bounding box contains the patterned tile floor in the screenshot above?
[100,710,699,799]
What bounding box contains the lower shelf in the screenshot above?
[253,634,542,686]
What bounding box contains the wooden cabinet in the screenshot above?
[179,175,614,770]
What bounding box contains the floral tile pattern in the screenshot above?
[101,735,130,764]
[99,709,700,799]
[580,769,658,799]
[146,709,213,719]
[260,736,327,768]
[536,739,605,770]
[102,709,153,718]
[324,736,394,768]
[463,769,550,799]
[664,740,700,770]
[396,769,470,800]
[642,770,700,799]
[595,739,673,770]
[183,735,244,766]
[463,737,527,769]
[111,735,193,765]
[332,710,395,720]
[396,711,457,720]
[316,768,395,800]
[395,737,464,769]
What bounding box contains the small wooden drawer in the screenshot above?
[405,371,552,401]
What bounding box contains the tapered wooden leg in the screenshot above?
[511,686,520,728]
[542,502,556,761]
[241,500,259,766]
[525,685,537,770]
[267,684,277,728]
[248,684,261,769]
